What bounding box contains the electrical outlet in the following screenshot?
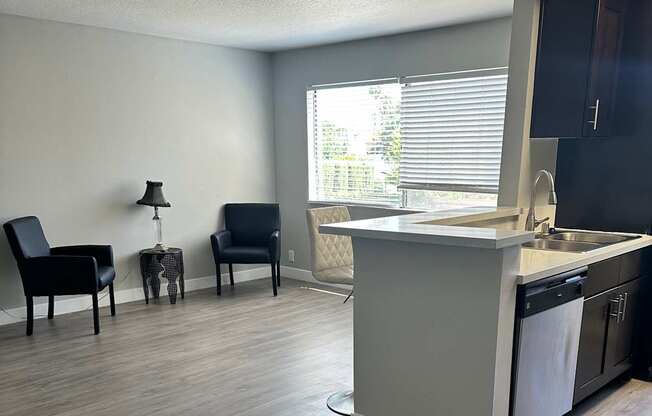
[288,249,295,264]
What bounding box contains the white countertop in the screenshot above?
[519,230,652,284]
[320,206,535,249]
[320,206,652,284]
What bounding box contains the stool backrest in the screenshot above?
[306,206,353,274]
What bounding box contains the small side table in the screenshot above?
[139,247,184,304]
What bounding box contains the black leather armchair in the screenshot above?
[3,216,116,335]
[211,203,281,296]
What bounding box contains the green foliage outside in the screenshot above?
[316,85,402,204]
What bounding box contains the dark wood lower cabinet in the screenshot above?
[605,279,640,371]
[574,277,641,404]
[575,290,611,398]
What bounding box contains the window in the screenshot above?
[307,68,508,209]
[307,80,401,205]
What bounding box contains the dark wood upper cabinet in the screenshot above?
[531,0,627,138]
[583,0,627,137]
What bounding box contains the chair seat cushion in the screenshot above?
[97,266,116,289]
[220,246,271,264]
[313,265,354,285]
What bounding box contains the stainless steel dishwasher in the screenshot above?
[510,267,588,416]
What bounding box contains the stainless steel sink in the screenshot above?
[522,231,640,253]
[544,231,639,245]
[522,239,602,253]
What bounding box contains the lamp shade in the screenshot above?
[137,181,171,207]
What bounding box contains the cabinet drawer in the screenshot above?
[620,250,642,284]
[586,257,621,298]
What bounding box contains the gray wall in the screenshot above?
[0,14,275,309]
[498,0,558,212]
[272,17,513,271]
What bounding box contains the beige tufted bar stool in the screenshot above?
[306,205,354,416]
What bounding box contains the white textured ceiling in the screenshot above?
[0,0,513,51]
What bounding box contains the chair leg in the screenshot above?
[229,264,234,287]
[216,265,222,296]
[26,296,34,336]
[276,261,281,287]
[92,293,100,335]
[271,263,278,297]
[109,284,116,316]
[48,295,54,319]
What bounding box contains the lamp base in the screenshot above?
[153,243,168,252]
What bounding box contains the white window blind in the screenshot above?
[307,81,402,205]
[399,68,508,194]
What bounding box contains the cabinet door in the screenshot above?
[605,279,640,370]
[575,291,611,394]
[530,0,598,138]
[582,0,626,137]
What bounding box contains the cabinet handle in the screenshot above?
[609,297,621,321]
[588,99,600,131]
[621,292,628,322]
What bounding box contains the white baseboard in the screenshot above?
[280,265,351,290]
[0,266,270,326]
[280,265,315,282]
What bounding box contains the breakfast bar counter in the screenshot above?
[321,207,531,416]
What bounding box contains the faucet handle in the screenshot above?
[534,216,550,229]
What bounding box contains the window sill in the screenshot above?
[307,200,497,214]
[307,200,424,214]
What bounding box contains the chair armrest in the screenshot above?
[269,230,281,262]
[22,255,99,294]
[210,230,232,265]
[51,245,114,267]
[211,230,232,251]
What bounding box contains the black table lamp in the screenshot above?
[137,181,171,251]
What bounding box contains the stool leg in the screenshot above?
[344,290,354,304]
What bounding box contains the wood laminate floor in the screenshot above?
[571,378,652,415]
[0,277,650,416]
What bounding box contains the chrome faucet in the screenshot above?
[525,169,557,232]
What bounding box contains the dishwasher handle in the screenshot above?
[517,269,587,318]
